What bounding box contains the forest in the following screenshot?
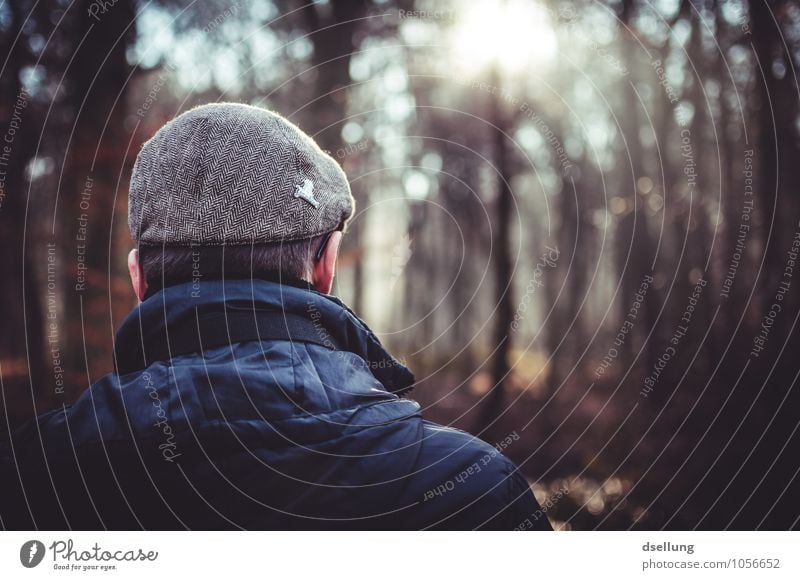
[1,0,799,529]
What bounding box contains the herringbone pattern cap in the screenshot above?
[129,103,354,245]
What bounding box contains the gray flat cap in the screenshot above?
[129,103,354,245]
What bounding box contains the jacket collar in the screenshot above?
[114,278,415,394]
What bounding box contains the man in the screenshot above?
[1,103,551,530]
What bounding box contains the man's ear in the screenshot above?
[311,231,342,294]
[127,249,148,302]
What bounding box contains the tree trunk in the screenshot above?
[480,66,514,430]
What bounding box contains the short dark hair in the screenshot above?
[139,234,330,292]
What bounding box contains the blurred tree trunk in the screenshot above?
[538,115,576,391]
[616,0,659,373]
[685,2,715,367]
[0,0,45,429]
[303,0,369,314]
[444,161,483,371]
[715,3,749,360]
[750,0,800,338]
[748,0,800,430]
[480,66,514,430]
[59,0,136,388]
[559,172,589,381]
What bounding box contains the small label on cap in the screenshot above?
[294,178,320,208]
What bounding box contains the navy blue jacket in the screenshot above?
[1,279,550,530]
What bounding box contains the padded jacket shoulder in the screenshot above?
[0,280,551,530]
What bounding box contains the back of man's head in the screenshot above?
[127,102,355,295]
